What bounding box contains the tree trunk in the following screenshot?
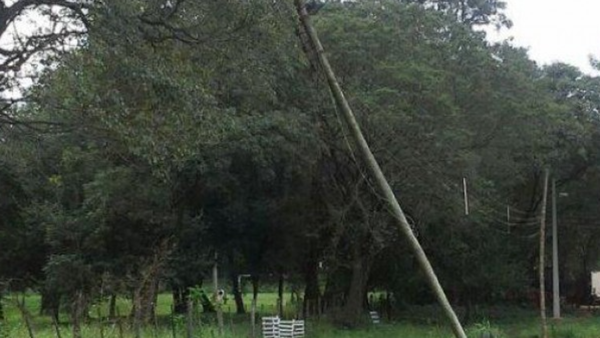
[339,256,371,327]
[385,291,392,320]
[231,273,246,314]
[213,255,224,335]
[109,294,117,318]
[573,248,592,304]
[277,273,284,317]
[462,299,473,326]
[71,291,84,338]
[132,269,160,329]
[40,287,60,318]
[303,260,320,319]
[323,269,347,312]
[251,298,257,338]
[146,278,159,322]
[251,276,259,338]
[251,276,259,304]
[186,299,194,338]
[172,287,189,314]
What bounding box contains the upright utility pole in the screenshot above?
[552,178,561,319]
[294,2,467,337]
[463,178,469,216]
[539,169,550,338]
[507,206,511,233]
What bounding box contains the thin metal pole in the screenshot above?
[463,178,469,216]
[552,178,561,319]
[539,169,550,338]
[507,206,511,233]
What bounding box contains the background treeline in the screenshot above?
[1,0,600,329]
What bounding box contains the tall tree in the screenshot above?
[0,0,89,122]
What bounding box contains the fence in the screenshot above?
[262,316,305,338]
[369,311,381,324]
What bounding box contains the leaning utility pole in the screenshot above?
[293,2,466,337]
[552,178,560,319]
[539,169,550,338]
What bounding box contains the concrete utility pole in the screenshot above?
[552,178,561,319]
[539,169,550,338]
[294,2,467,337]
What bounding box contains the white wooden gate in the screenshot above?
[592,271,600,298]
[369,311,381,324]
[262,316,280,338]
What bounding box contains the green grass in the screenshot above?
[4,292,600,338]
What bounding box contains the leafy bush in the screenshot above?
[468,319,505,338]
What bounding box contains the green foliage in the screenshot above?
[3,0,600,333]
[397,0,511,27]
[467,319,506,338]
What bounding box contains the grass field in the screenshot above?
[3,291,600,338]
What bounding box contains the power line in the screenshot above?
[383,148,538,223]
[380,148,542,237]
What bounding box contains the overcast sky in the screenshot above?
[488,0,600,75]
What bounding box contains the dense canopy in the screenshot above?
[2,0,600,333]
